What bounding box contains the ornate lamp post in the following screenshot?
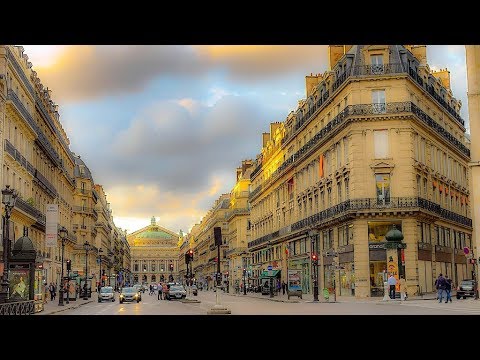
[1,185,18,303]
[309,229,319,302]
[58,226,68,306]
[83,241,91,300]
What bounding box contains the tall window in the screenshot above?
[337,181,342,203]
[372,90,386,113]
[417,175,421,196]
[371,54,384,74]
[376,174,390,205]
[345,178,350,200]
[344,137,349,164]
[374,130,389,158]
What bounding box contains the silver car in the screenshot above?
[167,285,187,300]
[98,286,116,302]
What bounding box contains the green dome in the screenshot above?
[385,225,404,242]
[137,230,173,239]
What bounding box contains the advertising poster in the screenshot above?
[45,204,58,247]
[9,269,30,301]
[288,269,302,292]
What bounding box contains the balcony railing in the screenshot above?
[225,208,250,220]
[34,169,57,197]
[4,140,36,178]
[249,197,472,249]
[250,101,470,192]
[7,47,35,96]
[7,90,37,134]
[352,63,404,76]
[73,206,96,215]
[15,197,43,221]
[0,300,35,315]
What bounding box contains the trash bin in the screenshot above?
[323,288,330,301]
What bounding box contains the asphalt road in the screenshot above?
[51,290,480,315]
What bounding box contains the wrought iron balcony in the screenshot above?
[35,94,58,133]
[352,63,404,76]
[34,169,57,197]
[7,47,35,96]
[7,90,37,134]
[15,197,43,220]
[225,208,250,220]
[73,206,96,215]
[249,185,262,200]
[35,128,62,167]
[249,197,472,249]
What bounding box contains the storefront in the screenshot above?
[368,220,402,297]
[338,243,355,296]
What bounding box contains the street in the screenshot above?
[39,290,480,315]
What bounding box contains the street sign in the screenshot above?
[464,247,470,255]
[267,265,273,271]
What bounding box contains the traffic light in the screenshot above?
[185,252,190,264]
[188,249,194,261]
[66,259,71,271]
[311,253,318,263]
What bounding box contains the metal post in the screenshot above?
[83,244,88,300]
[99,253,102,288]
[269,276,274,298]
[243,268,247,295]
[58,240,65,306]
[0,207,11,302]
[66,267,70,304]
[310,230,319,302]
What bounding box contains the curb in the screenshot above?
[40,300,94,315]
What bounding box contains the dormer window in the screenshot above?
[370,55,384,74]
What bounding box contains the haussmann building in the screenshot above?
[247,45,473,298]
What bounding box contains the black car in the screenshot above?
[456,279,476,299]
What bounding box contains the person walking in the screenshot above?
[48,282,55,301]
[282,280,286,295]
[399,275,407,301]
[387,274,397,299]
[445,275,453,303]
[436,273,447,303]
[157,283,163,300]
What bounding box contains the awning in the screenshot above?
[260,270,280,279]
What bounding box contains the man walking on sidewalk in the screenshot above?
[388,274,397,299]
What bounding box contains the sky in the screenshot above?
[22,45,469,235]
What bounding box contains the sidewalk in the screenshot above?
[221,289,438,304]
[36,297,94,315]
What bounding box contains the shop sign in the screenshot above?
[369,243,386,250]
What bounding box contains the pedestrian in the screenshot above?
[399,275,407,301]
[445,275,453,303]
[387,273,397,299]
[276,279,281,295]
[282,280,287,295]
[436,273,447,303]
[49,282,55,301]
[157,283,163,300]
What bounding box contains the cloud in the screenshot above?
[196,45,329,80]
[27,45,329,103]
[32,45,208,102]
[95,95,267,193]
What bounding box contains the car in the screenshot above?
[456,279,476,299]
[98,286,116,302]
[166,284,187,300]
[119,287,141,303]
[132,284,144,300]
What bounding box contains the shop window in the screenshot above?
[368,220,402,242]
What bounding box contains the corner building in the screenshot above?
[248,45,473,298]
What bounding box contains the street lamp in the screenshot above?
[58,226,68,306]
[0,185,18,303]
[98,248,104,289]
[308,230,319,302]
[83,241,91,300]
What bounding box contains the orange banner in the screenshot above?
[319,155,324,178]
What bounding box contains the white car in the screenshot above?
[166,285,187,300]
[98,286,116,302]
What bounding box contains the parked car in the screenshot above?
[166,284,187,300]
[119,287,141,303]
[98,286,116,303]
[456,279,476,299]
